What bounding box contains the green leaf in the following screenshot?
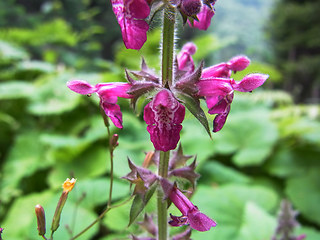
[67,177,130,210]
[179,118,214,165]
[297,226,320,240]
[0,81,35,100]
[214,108,278,167]
[1,131,53,203]
[286,168,320,225]
[0,40,28,61]
[102,198,137,233]
[176,92,211,138]
[128,183,157,226]
[47,144,109,188]
[199,161,251,185]
[28,72,101,115]
[264,145,320,178]
[191,184,278,240]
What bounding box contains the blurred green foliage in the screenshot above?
[0,1,320,240]
[268,0,320,102]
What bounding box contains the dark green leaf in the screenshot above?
[128,182,157,226]
[176,92,211,138]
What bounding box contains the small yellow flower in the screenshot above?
[62,178,76,193]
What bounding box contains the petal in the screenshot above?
[67,80,96,95]
[147,124,182,152]
[208,98,229,114]
[111,0,150,50]
[197,78,233,97]
[187,208,217,232]
[233,73,268,92]
[96,82,132,100]
[213,105,231,132]
[143,102,155,125]
[101,101,123,128]
[144,90,185,151]
[227,55,251,72]
[202,63,230,78]
[121,18,149,50]
[188,5,215,30]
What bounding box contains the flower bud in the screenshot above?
[51,178,76,234]
[109,134,119,148]
[180,0,202,16]
[35,205,46,236]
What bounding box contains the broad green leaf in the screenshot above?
[1,131,53,203]
[286,168,320,225]
[0,81,35,100]
[297,226,320,240]
[67,177,130,210]
[214,108,278,167]
[28,72,101,115]
[191,184,278,240]
[176,92,211,138]
[113,113,152,177]
[128,183,157,226]
[179,118,214,164]
[16,60,55,74]
[199,161,251,185]
[48,144,109,188]
[102,198,138,233]
[0,40,28,61]
[2,191,54,240]
[264,145,320,178]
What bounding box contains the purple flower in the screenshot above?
[67,80,132,128]
[160,179,216,232]
[201,55,251,78]
[188,2,216,30]
[177,42,197,74]
[143,89,185,152]
[111,0,150,50]
[198,73,268,132]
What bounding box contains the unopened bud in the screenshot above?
[110,134,119,148]
[35,205,46,236]
[51,178,76,234]
[180,0,202,16]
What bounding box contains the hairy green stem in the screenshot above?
[108,137,114,207]
[161,4,176,88]
[157,150,170,240]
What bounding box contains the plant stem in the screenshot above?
[107,132,114,207]
[161,4,176,88]
[70,196,133,240]
[157,150,170,240]
[158,4,176,239]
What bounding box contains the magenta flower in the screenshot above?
[188,3,216,30]
[143,89,185,152]
[201,55,251,78]
[176,42,197,74]
[198,73,268,132]
[111,0,150,50]
[67,80,132,128]
[160,179,216,231]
